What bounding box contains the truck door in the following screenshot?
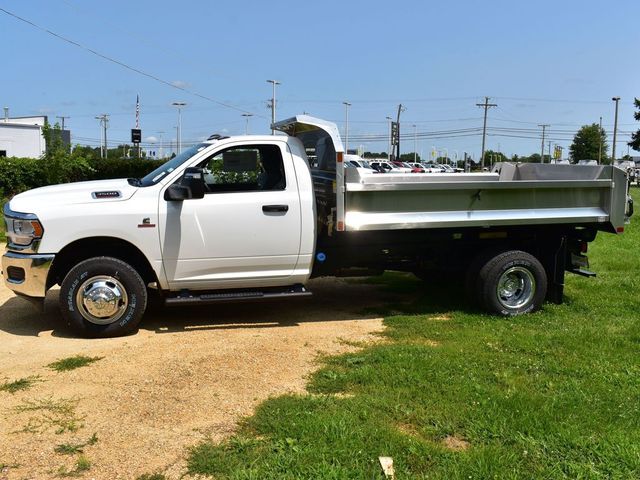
[159,140,302,290]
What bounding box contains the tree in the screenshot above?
[363,151,387,159]
[42,122,93,185]
[628,97,640,152]
[569,123,608,163]
[484,150,509,164]
[400,152,421,162]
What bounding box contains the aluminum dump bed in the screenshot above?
[344,163,630,233]
[274,115,631,236]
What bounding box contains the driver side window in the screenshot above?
[199,144,286,193]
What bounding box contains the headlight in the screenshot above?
[3,204,44,248]
[10,219,44,245]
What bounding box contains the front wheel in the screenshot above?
[476,250,547,316]
[59,257,148,338]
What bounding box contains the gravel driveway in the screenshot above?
[0,275,389,479]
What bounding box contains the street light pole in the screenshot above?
[267,80,280,134]
[611,97,621,166]
[343,101,351,153]
[412,124,417,162]
[158,131,165,159]
[171,102,186,154]
[386,116,392,160]
[242,113,253,135]
[598,116,603,164]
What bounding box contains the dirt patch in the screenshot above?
[428,314,452,321]
[0,276,396,479]
[442,435,470,451]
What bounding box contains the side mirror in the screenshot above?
[164,167,206,201]
[164,184,190,201]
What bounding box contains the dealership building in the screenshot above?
[0,112,49,158]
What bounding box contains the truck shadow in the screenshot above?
[0,275,469,337]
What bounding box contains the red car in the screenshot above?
[391,161,423,173]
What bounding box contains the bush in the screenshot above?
[0,156,164,198]
[88,158,163,181]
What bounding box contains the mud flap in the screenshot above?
[546,236,567,304]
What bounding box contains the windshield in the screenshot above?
[139,143,209,187]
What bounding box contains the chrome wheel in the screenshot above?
[76,276,129,325]
[496,266,536,310]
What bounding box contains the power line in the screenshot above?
[0,6,263,118]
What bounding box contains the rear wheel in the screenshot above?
[475,250,547,316]
[59,257,147,338]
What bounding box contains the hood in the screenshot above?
[8,179,140,214]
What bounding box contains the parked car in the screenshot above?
[344,155,377,175]
[420,163,445,173]
[370,161,411,173]
[391,161,419,173]
[407,162,426,173]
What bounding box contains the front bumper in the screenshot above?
[2,251,55,298]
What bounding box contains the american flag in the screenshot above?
[135,94,140,129]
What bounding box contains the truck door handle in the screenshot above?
[262,204,289,213]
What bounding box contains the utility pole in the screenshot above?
[95,114,109,159]
[548,141,552,163]
[56,115,69,131]
[343,101,351,153]
[267,79,280,134]
[476,96,497,169]
[612,97,620,166]
[538,124,549,163]
[598,116,603,164]
[395,104,405,160]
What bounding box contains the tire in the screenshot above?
[476,250,547,316]
[59,257,148,338]
[464,248,504,305]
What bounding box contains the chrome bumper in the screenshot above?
[2,251,55,298]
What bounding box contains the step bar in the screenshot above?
[164,284,311,306]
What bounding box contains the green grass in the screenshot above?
[56,455,91,477]
[14,397,83,435]
[136,474,167,480]
[54,433,98,455]
[47,355,103,372]
[188,188,640,479]
[0,376,41,394]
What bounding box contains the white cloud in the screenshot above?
[171,80,190,89]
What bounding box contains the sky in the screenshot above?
[1,0,640,161]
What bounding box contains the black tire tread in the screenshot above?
[59,256,147,338]
[476,250,547,316]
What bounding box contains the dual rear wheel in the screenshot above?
[467,250,547,316]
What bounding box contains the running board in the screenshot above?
[164,284,311,306]
[568,268,597,278]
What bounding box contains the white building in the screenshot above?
[0,115,47,158]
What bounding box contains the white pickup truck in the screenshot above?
[2,116,633,337]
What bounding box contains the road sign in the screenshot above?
[131,128,141,144]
